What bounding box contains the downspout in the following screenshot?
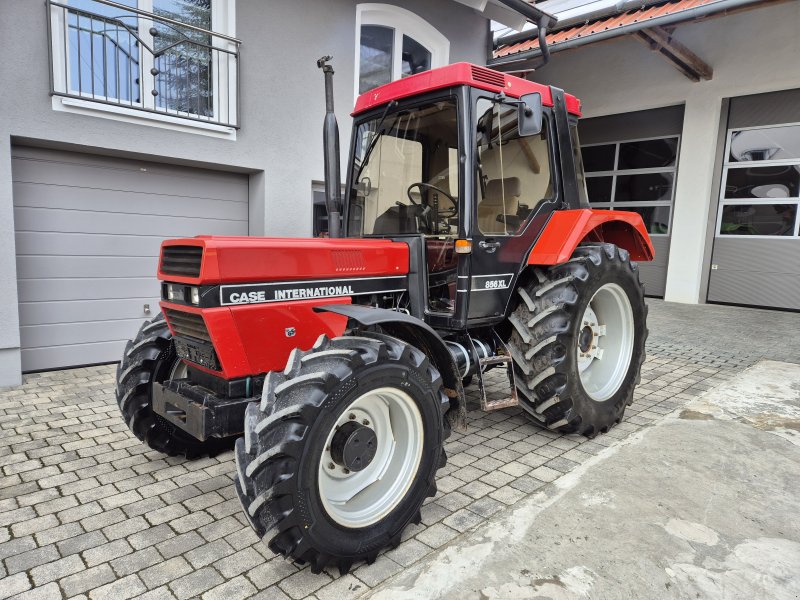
[492,0,557,69]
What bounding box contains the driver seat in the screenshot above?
[478,177,521,234]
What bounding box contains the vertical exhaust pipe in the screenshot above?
[317,56,342,238]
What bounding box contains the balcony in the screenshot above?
[46,0,241,130]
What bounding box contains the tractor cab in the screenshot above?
[341,63,587,331]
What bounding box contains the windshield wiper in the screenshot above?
[355,100,398,183]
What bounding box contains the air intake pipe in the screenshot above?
[317,56,342,238]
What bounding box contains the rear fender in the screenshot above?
[315,304,466,431]
[527,209,655,265]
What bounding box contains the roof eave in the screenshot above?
[489,0,768,67]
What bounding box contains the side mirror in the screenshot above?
[518,92,543,137]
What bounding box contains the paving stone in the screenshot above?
[197,515,241,542]
[213,546,264,578]
[465,495,506,518]
[88,574,146,600]
[82,538,133,567]
[416,523,459,548]
[184,538,235,569]
[15,582,62,600]
[169,566,224,600]
[128,523,175,550]
[528,465,563,483]
[385,538,433,567]
[0,535,37,562]
[56,530,107,557]
[59,563,116,597]
[157,531,205,560]
[11,514,59,537]
[138,586,177,600]
[140,556,193,589]
[352,555,403,587]
[0,571,31,599]
[315,574,367,600]
[442,508,486,532]
[279,568,333,599]
[6,544,61,575]
[246,557,298,588]
[109,547,163,578]
[30,554,84,586]
[202,575,257,600]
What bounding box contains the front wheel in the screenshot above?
[115,313,233,458]
[234,332,449,575]
[508,243,647,437]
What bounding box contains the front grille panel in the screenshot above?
[161,245,203,277]
[164,309,211,343]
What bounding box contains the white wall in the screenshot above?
[532,1,800,303]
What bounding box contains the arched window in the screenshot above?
[355,4,450,96]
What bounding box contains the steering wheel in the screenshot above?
[407,183,458,218]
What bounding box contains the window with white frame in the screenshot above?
[581,136,680,235]
[355,4,449,96]
[716,123,800,238]
[48,0,238,129]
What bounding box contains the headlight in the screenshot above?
[190,287,200,305]
[167,284,182,301]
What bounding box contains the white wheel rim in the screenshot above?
[576,283,634,402]
[169,359,188,380]
[318,387,423,528]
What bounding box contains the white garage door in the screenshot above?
[12,146,249,371]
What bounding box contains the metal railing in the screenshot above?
[46,0,241,128]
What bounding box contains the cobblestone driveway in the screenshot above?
[1,300,794,600]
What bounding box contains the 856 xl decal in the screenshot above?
[220,276,407,306]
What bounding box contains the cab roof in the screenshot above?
[352,62,582,117]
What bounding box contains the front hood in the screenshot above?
[158,236,410,285]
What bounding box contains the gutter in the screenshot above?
[492,0,559,69]
[489,0,767,67]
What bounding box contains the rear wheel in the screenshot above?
[234,332,449,574]
[508,243,647,436]
[115,314,232,458]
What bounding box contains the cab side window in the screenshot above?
[475,99,552,235]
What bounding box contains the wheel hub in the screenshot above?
[330,421,377,472]
[578,325,594,353]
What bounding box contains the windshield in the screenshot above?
[347,100,459,236]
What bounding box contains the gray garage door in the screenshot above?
[12,146,249,371]
[580,105,685,297]
[708,89,800,310]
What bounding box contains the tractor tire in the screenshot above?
[508,243,647,437]
[234,332,449,575]
[115,313,232,458]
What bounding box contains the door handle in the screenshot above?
[478,240,500,253]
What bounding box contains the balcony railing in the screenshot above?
[46,0,241,129]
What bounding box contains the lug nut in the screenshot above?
[349,413,356,420]
[327,462,335,470]
[343,468,350,474]
[362,419,370,426]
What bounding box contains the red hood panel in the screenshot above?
[159,236,409,284]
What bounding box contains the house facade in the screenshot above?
[0,0,513,385]
[493,0,800,311]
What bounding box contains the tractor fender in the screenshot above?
[527,209,655,265]
[315,304,466,431]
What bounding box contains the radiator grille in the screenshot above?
[161,245,203,277]
[164,309,211,343]
[471,65,505,88]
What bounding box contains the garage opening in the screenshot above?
[12,147,249,371]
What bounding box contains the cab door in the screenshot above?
[468,96,557,323]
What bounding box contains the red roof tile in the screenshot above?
[495,0,722,58]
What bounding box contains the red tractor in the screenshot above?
[116,50,653,573]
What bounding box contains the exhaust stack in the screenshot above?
[317,56,342,238]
